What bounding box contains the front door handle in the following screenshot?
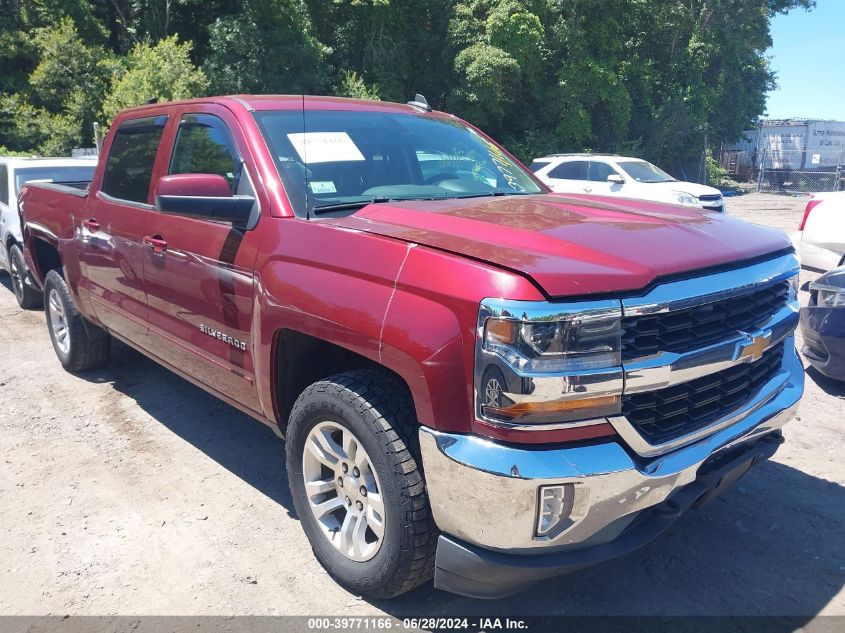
[83,218,100,232]
[143,235,168,255]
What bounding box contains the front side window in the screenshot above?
[528,160,551,173]
[587,161,618,182]
[617,160,676,183]
[101,115,167,204]
[254,110,543,215]
[169,114,241,192]
[548,161,588,180]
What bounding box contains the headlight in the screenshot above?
[812,282,845,307]
[483,312,620,372]
[672,191,699,206]
[476,299,623,426]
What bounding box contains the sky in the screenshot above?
[765,0,845,121]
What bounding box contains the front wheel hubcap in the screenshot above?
[302,421,385,562]
[48,289,70,355]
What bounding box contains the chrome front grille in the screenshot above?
[614,252,800,456]
[621,279,790,360]
[622,342,784,445]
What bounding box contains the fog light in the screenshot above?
[536,483,575,537]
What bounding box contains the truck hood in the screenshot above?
[324,194,791,297]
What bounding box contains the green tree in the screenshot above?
[102,35,208,121]
[204,0,327,94]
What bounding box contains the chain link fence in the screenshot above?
[717,147,845,194]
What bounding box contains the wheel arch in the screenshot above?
[270,328,417,436]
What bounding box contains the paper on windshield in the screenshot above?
[286,132,365,164]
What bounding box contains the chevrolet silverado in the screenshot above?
[20,95,803,599]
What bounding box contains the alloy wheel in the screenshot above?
[301,421,385,562]
[48,288,70,355]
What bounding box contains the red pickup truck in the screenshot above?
[20,95,803,599]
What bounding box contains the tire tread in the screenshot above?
[289,369,438,599]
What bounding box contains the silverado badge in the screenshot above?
[199,324,247,351]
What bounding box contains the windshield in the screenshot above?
[253,110,542,215]
[14,165,96,193]
[617,160,676,183]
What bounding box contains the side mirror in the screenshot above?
[607,174,625,184]
[154,173,256,230]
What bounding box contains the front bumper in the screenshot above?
[419,344,803,598]
[800,305,845,380]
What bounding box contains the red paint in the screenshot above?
[155,173,233,198]
[20,96,793,445]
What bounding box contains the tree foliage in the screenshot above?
[0,0,815,170]
[102,36,208,120]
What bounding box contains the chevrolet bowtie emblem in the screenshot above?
[737,332,771,363]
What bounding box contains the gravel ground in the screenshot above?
[0,193,842,620]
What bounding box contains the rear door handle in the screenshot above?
[583,186,593,193]
[83,219,100,232]
[143,235,168,254]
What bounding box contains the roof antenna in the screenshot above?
[407,93,431,112]
[300,0,310,220]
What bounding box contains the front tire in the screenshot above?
[43,269,110,372]
[9,244,42,310]
[286,370,438,598]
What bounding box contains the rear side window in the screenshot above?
[548,161,588,180]
[101,115,167,204]
[528,160,551,173]
[169,114,241,192]
[588,161,617,182]
[0,164,8,205]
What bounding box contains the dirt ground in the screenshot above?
[0,193,842,619]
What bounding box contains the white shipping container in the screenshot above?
[806,121,845,169]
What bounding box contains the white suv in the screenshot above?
[0,156,96,308]
[530,154,725,213]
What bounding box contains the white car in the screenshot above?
[0,156,96,308]
[794,191,845,271]
[530,154,725,212]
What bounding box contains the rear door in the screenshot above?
[543,160,589,194]
[79,115,168,342]
[141,105,264,412]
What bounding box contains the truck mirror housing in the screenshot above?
[154,173,256,230]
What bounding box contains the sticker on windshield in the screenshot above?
[309,180,337,194]
[286,132,365,164]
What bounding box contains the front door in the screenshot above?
[586,161,625,197]
[142,108,263,412]
[78,115,168,343]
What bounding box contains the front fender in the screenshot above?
[251,220,544,434]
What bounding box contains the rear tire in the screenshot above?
[43,269,110,372]
[286,369,438,598]
[9,244,42,310]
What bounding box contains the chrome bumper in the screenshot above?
[419,343,803,554]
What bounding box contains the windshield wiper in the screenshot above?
[451,190,531,200]
[311,190,532,215]
[311,196,394,215]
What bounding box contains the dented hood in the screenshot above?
[324,193,792,297]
